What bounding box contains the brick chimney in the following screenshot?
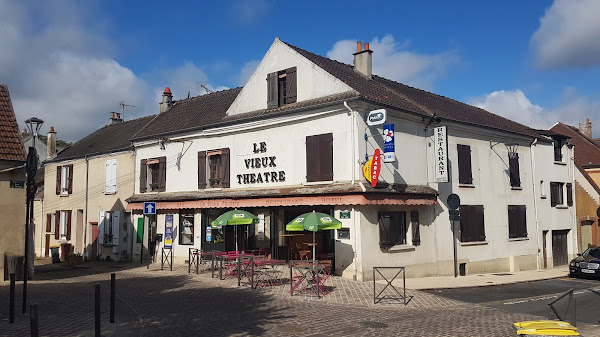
[353,41,373,79]
[579,118,592,138]
[110,112,123,124]
[47,126,57,159]
[159,87,173,113]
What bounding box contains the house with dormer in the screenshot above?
[126,38,576,280]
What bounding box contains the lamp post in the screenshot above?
[23,117,43,314]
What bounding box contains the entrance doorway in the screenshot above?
[581,220,594,250]
[76,209,84,253]
[552,229,569,266]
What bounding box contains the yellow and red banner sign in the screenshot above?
[363,149,381,187]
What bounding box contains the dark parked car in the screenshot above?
[569,246,600,278]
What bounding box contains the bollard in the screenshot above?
[95,283,101,337]
[110,273,115,324]
[9,273,15,323]
[30,304,39,337]
[161,249,164,271]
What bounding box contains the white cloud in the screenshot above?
[0,1,148,142]
[237,60,260,86]
[327,35,459,90]
[228,0,272,26]
[469,89,600,137]
[531,0,600,68]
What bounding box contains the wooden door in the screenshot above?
[542,230,548,269]
[552,230,569,266]
[91,223,99,261]
[45,234,50,257]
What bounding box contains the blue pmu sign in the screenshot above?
[144,202,156,215]
[383,123,395,162]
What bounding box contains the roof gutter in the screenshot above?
[0,163,26,173]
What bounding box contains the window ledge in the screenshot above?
[303,181,335,186]
[460,241,488,246]
[511,186,523,190]
[555,205,569,209]
[104,191,117,195]
[60,194,69,197]
[458,183,475,188]
[554,161,567,166]
[383,245,416,252]
[540,195,547,199]
[204,187,223,191]
[508,237,529,242]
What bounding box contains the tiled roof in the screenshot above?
[285,42,541,138]
[133,88,242,139]
[0,85,26,162]
[550,123,600,167]
[48,115,155,162]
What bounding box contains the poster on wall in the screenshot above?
[165,215,173,249]
[383,124,395,162]
[206,226,212,242]
[434,126,448,183]
[258,214,265,240]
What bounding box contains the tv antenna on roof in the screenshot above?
[200,84,213,94]
[119,101,135,121]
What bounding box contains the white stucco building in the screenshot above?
[126,38,576,280]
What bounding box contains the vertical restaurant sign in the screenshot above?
[363,149,382,187]
[434,126,448,183]
[383,124,395,162]
[164,215,173,249]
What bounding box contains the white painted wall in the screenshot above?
[226,38,355,116]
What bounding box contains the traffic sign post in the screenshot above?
[144,202,156,215]
[447,194,461,278]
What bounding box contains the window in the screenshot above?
[509,153,521,188]
[139,157,166,193]
[378,211,407,248]
[105,159,117,194]
[566,183,573,206]
[306,133,333,182]
[179,209,194,245]
[55,164,73,195]
[267,67,297,108]
[198,149,230,189]
[457,144,473,185]
[550,182,564,207]
[459,205,485,242]
[508,205,527,238]
[55,210,72,240]
[99,211,120,246]
[46,213,56,234]
[553,138,564,162]
[540,180,546,198]
[411,211,421,246]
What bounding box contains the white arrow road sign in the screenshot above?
[144,202,156,215]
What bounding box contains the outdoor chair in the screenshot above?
[299,251,311,260]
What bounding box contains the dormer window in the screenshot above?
[267,67,296,108]
[553,138,564,162]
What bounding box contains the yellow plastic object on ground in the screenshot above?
[513,320,580,336]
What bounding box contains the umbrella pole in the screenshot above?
[313,231,316,261]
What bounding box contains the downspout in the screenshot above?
[344,101,356,184]
[569,144,577,256]
[83,156,89,260]
[529,138,541,270]
[344,101,359,280]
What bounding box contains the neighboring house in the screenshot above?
[40,112,154,262]
[126,38,576,280]
[0,85,27,281]
[551,120,600,251]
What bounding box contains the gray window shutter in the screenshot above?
[198,151,207,189]
[266,72,278,109]
[566,183,573,206]
[509,154,520,187]
[286,67,297,103]
[139,159,147,193]
[378,214,393,248]
[221,148,230,188]
[457,144,473,184]
[319,133,333,181]
[306,135,319,182]
[56,165,61,195]
[158,157,166,192]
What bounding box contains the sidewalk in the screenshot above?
[399,266,570,290]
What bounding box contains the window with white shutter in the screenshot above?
[112,211,120,247]
[105,159,117,194]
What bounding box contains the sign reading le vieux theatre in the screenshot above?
[237,142,286,185]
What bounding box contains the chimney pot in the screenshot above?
[47,127,57,159]
[50,126,55,132]
[353,41,373,79]
[579,118,592,138]
[160,86,174,113]
[364,42,370,50]
[356,41,362,52]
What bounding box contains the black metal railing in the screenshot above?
[372,266,411,305]
[548,288,575,326]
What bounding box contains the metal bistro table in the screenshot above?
[252,258,287,288]
[289,260,326,298]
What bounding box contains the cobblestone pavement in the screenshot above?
[1,262,598,337]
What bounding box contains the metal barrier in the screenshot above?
[161,248,173,271]
[189,248,199,274]
[548,288,576,326]
[372,267,410,305]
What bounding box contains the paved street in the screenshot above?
[1,262,599,337]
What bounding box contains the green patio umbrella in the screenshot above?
[286,211,342,261]
[212,209,258,251]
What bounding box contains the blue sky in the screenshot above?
[1,0,599,141]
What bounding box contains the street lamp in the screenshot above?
[23,117,43,314]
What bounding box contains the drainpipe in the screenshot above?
[529,139,541,270]
[344,101,357,184]
[83,156,89,260]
